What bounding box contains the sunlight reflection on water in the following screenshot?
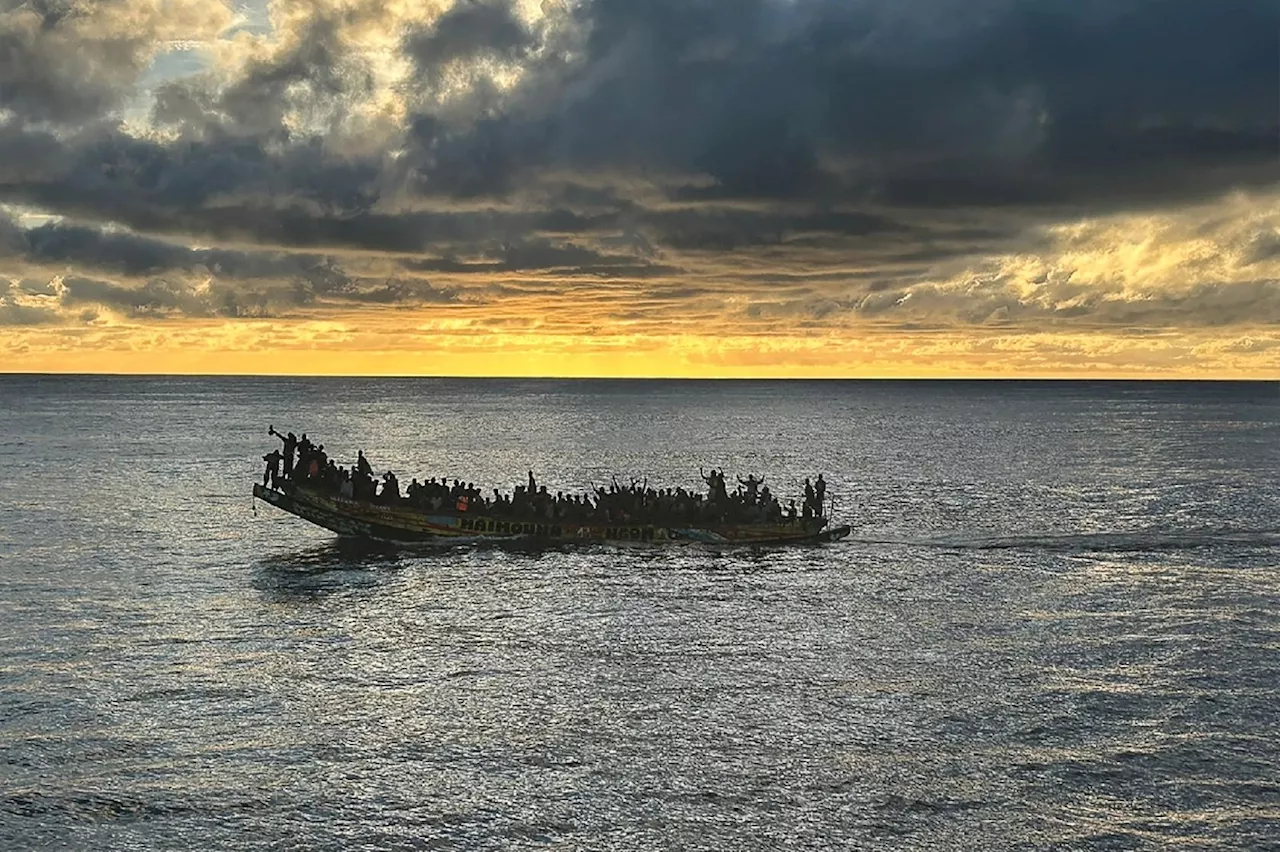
[1,377,1278,850]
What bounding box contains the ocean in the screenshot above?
[1,376,1277,850]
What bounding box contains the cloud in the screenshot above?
[738,194,1280,330]
[0,0,1275,374]
[0,0,234,124]
[0,274,60,325]
[2,188,1278,342]
[0,211,465,322]
[395,0,1278,208]
[0,2,1269,248]
[404,0,534,76]
[402,239,681,277]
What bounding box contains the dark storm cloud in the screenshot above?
[32,270,319,319]
[153,10,376,141]
[2,213,334,281]
[0,0,139,123]
[25,219,223,276]
[650,209,909,252]
[0,0,1273,274]
[411,0,1277,208]
[59,274,209,315]
[404,0,534,74]
[52,268,458,317]
[0,211,465,321]
[0,126,381,246]
[0,0,232,126]
[402,240,681,278]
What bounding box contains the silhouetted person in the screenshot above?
[381,471,400,502]
[357,450,372,477]
[262,449,282,488]
[268,426,297,478]
[701,467,727,502]
[814,474,826,516]
[295,433,314,479]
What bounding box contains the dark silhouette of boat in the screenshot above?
[252,482,851,547]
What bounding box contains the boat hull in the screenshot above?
[253,484,850,546]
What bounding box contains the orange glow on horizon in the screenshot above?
[3,323,1276,380]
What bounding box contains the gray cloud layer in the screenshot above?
[0,0,1275,328]
[402,0,1277,208]
[0,210,460,323]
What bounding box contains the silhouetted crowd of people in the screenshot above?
[263,427,828,525]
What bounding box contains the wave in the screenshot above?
[852,528,1280,553]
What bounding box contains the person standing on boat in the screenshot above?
[357,450,373,477]
[381,471,400,502]
[268,426,298,479]
[738,474,764,504]
[701,467,728,503]
[814,474,827,517]
[803,478,816,519]
[295,434,314,480]
[262,449,282,488]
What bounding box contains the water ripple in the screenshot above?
[0,377,1277,850]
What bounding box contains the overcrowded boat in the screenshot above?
[252,427,851,546]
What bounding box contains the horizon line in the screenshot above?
[1,371,1275,383]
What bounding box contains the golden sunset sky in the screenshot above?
[0,0,1277,377]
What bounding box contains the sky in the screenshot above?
[0,0,1277,378]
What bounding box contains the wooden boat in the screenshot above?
[252,483,851,547]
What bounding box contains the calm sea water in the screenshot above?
[1,376,1278,851]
